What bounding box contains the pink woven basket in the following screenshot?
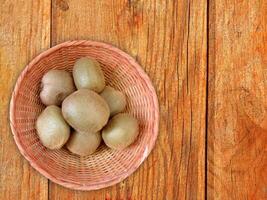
[9,40,159,190]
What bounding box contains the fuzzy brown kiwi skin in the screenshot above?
[100,86,127,117]
[73,57,105,93]
[66,130,102,156]
[40,69,76,106]
[62,89,110,133]
[102,113,139,150]
[36,105,70,149]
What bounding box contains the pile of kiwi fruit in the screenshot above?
[36,57,139,156]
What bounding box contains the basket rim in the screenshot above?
[9,40,159,191]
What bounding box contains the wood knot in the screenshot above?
[239,87,266,127]
[55,0,69,11]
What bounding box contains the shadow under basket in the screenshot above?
[9,40,159,190]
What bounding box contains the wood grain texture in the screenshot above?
[2,0,265,199]
[208,0,267,199]
[50,0,207,199]
[0,0,50,199]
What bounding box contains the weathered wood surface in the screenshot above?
[50,0,207,199]
[1,0,266,199]
[208,0,267,199]
[0,0,50,200]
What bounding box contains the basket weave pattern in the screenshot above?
[9,40,159,190]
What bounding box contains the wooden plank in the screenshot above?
[0,0,50,199]
[208,0,267,199]
[51,0,207,199]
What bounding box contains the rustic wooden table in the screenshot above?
[0,0,266,199]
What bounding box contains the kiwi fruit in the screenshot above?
[102,113,139,150]
[36,105,70,149]
[100,86,126,117]
[62,89,110,133]
[73,57,105,93]
[66,130,101,156]
[40,69,75,106]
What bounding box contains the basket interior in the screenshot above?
[11,42,158,189]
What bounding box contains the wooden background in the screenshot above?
[0,0,266,199]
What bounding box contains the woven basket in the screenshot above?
[9,40,159,190]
